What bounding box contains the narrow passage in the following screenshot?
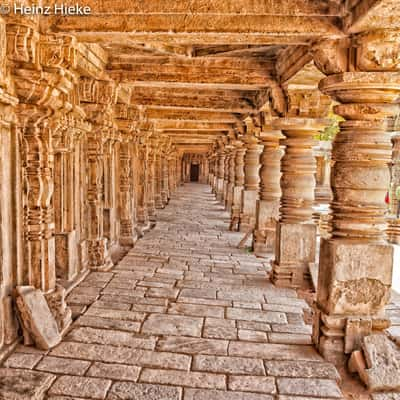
[2,184,344,400]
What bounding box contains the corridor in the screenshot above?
[1,184,343,400]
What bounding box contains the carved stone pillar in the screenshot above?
[119,137,137,247]
[239,132,263,233]
[272,118,324,288]
[230,141,246,231]
[312,30,400,364]
[253,129,284,257]
[154,150,164,209]
[136,139,150,233]
[161,153,170,205]
[80,78,117,271]
[225,147,236,211]
[223,150,231,203]
[147,145,157,223]
[216,150,226,202]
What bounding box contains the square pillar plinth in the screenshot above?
[55,231,78,282]
[239,190,258,233]
[314,239,393,364]
[272,223,316,289]
[216,178,225,202]
[253,199,279,257]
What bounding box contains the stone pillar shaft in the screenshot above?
[239,137,263,233]
[272,118,324,289]
[253,131,284,257]
[312,30,400,364]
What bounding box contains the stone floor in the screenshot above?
[1,183,347,399]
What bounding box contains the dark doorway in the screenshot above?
[190,164,200,182]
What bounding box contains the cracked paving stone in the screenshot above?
[157,336,228,355]
[66,326,157,349]
[141,313,203,337]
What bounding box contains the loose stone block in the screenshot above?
[357,334,400,391]
[107,382,182,400]
[0,368,56,400]
[15,286,61,350]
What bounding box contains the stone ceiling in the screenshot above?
[38,0,400,153]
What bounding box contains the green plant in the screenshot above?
[315,110,344,141]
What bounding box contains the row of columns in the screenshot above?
[209,28,400,365]
[0,15,184,353]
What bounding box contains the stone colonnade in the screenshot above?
[210,28,400,365]
[0,17,183,357]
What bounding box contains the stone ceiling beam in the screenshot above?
[108,66,272,86]
[346,0,400,33]
[50,0,341,15]
[154,121,236,131]
[42,15,344,45]
[145,109,242,123]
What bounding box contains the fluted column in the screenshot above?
[238,135,263,233]
[230,141,246,231]
[253,130,284,257]
[271,118,324,288]
[312,30,400,364]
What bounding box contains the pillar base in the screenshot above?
[155,195,164,209]
[272,223,316,289]
[253,199,279,258]
[87,238,114,271]
[55,231,78,282]
[239,190,258,233]
[216,178,225,202]
[314,239,393,364]
[225,183,234,211]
